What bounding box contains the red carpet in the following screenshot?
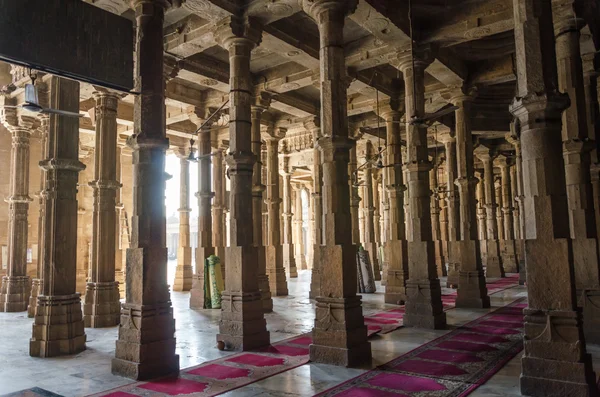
[90,275,520,397]
[315,298,527,397]
[365,274,520,335]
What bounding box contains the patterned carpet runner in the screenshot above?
[90,276,520,397]
[316,298,527,397]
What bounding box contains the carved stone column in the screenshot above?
[447,90,490,308]
[265,131,288,297]
[250,96,273,308]
[214,15,269,351]
[293,184,307,271]
[361,141,381,280]
[302,0,371,366]
[29,114,49,318]
[506,131,527,284]
[212,146,227,278]
[430,156,445,277]
[172,150,193,292]
[83,90,121,327]
[438,130,460,287]
[382,103,409,304]
[349,141,361,245]
[189,112,215,309]
[30,76,87,357]
[0,110,34,312]
[281,156,298,278]
[510,0,596,393]
[475,172,487,242]
[398,49,446,329]
[474,146,504,278]
[553,0,600,344]
[373,170,382,248]
[496,155,518,272]
[112,0,179,379]
[306,118,322,299]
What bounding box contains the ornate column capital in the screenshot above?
[473,145,497,163]
[396,45,435,72]
[442,85,478,105]
[301,0,358,22]
[214,15,262,50]
[435,127,456,145]
[163,53,181,82]
[552,0,586,36]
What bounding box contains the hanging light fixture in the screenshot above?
[187,137,197,162]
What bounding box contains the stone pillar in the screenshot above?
[306,118,323,299]
[302,0,371,366]
[250,97,273,308]
[281,157,298,278]
[474,146,504,278]
[171,151,193,292]
[373,171,382,248]
[83,90,121,327]
[506,131,527,284]
[439,187,449,267]
[30,77,86,357]
[382,103,409,304]
[116,145,131,296]
[349,142,361,245]
[189,114,215,309]
[510,164,523,255]
[214,15,269,351]
[553,0,600,345]
[497,155,519,272]
[430,157,445,277]
[438,130,460,287]
[398,49,446,329]
[212,146,227,280]
[29,115,49,318]
[362,141,381,280]
[0,111,34,312]
[293,184,307,270]
[112,0,179,379]
[265,131,288,297]
[510,0,597,393]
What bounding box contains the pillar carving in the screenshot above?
[212,145,227,284]
[438,130,460,287]
[474,146,504,278]
[361,141,381,280]
[430,155,445,277]
[510,0,596,393]
[83,90,121,327]
[112,0,179,379]
[281,155,298,278]
[349,140,361,245]
[30,77,87,357]
[292,183,307,271]
[306,118,323,299]
[495,155,518,273]
[0,109,34,312]
[171,149,193,292]
[265,129,288,297]
[398,48,446,329]
[302,0,371,366]
[381,102,409,304]
[506,130,527,284]
[214,15,269,351]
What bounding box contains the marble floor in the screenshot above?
[0,268,597,397]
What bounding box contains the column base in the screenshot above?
[30,294,86,357]
[484,240,504,278]
[404,278,447,329]
[520,309,598,397]
[83,281,121,328]
[363,242,381,281]
[500,239,518,273]
[112,302,179,380]
[446,262,460,288]
[0,275,31,312]
[266,245,288,296]
[309,245,321,299]
[189,274,205,309]
[283,243,298,278]
[310,295,371,367]
[456,270,490,308]
[257,274,273,313]
[172,265,193,292]
[383,239,408,304]
[581,290,600,345]
[28,278,42,318]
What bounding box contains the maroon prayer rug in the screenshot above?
[315,298,527,397]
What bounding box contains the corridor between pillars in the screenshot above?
[302,0,371,367]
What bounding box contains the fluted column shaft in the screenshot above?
[302,0,371,367]
[362,141,381,280]
[30,77,87,358]
[83,91,121,327]
[265,137,287,297]
[510,0,596,393]
[112,0,179,379]
[399,52,446,329]
[0,113,34,313]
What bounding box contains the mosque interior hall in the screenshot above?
[1,0,600,396]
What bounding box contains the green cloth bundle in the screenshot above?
[203,255,224,309]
